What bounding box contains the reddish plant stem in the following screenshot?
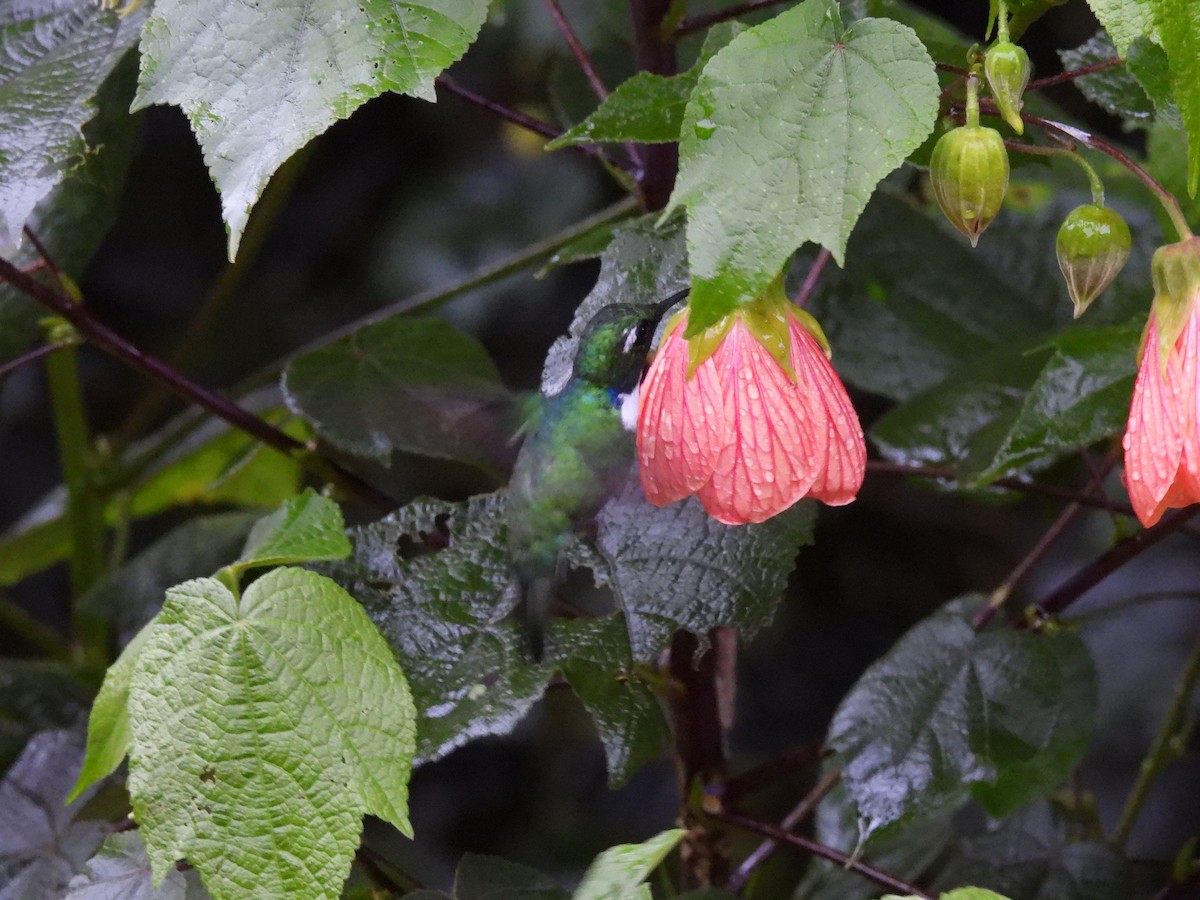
[0,255,396,513]
[974,457,1118,630]
[713,808,935,899]
[433,75,634,173]
[0,341,70,380]
[794,248,832,308]
[1035,508,1197,620]
[727,766,843,894]
[721,740,824,801]
[1028,57,1124,91]
[936,61,970,77]
[675,0,792,36]
[543,0,610,100]
[629,0,679,210]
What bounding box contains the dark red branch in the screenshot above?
[713,808,935,899]
[544,0,610,100]
[675,0,793,36]
[629,0,679,210]
[0,255,396,512]
[1028,57,1124,92]
[0,342,70,380]
[794,248,832,308]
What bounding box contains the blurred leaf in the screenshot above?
[933,803,1132,900]
[446,853,570,900]
[1126,36,1182,130]
[1085,0,1157,56]
[283,317,517,472]
[668,0,938,332]
[78,512,259,644]
[541,214,688,397]
[0,2,146,245]
[990,0,1070,39]
[796,778,957,900]
[871,323,1139,486]
[882,892,1009,900]
[234,488,350,571]
[135,0,491,258]
[65,831,212,899]
[0,46,141,372]
[122,569,415,900]
[1150,1,1200,195]
[572,828,685,900]
[0,729,106,900]
[1060,33,1157,128]
[827,597,1096,844]
[548,23,740,149]
[1148,120,1200,226]
[594,483,815,660]
[0,661,88,774]
[553,616,670,786]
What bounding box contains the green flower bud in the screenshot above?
[984,41,1032,134]
[1055,204,1131,317]
[929,125,1010,247]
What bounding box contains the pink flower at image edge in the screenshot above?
[1123,304,1200,527]
[637,308,866,525]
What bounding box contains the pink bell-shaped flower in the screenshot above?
[637,279,866,525]
[1123,237,1200,527]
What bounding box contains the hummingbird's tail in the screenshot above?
[517,571,555,662]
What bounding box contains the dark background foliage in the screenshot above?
[2,1,1197,895]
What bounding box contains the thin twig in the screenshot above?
[1028,57,1124,92]
[543,0,609,100]
[974,456,1117,630]
[727,767,843,894]
[936,61,970,77]
[0,341,70,380]
[675,0,793,36]
[1112,629,1200,847]
[794,248,832,308]
[721,740,824,801]
[712,808,935,899]
[0,255,397,512]
[1035,508,1198,620]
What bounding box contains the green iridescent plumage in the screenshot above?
[507,290,686,658]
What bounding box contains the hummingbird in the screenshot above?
[507,288,688,659]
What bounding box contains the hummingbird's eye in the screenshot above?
[623,319,655,355]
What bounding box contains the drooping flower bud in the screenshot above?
[984,41,1032,134]
[929,125,1009,246]
[1055,204,1131,317]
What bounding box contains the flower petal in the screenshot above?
[1124,313,1186,527]
[788,318,866,506]
[637,316,728,506]
[696,319,821,524]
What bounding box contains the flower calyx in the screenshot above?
[1148,237,1200,369]
[984,41,1031,134]
[1055,204,1131,317]
[930,123,1010,246]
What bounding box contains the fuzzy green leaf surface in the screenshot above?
[283,317,517,471]
[827,597,1096,844]
[124,568,415,900]
[668,0,938,332]
[1151,0,1200,195]
[933,804,1132,900]
[1085,0,1157,56]
[65,831,212,900]
[0,1,146,245]
[235,489,350,571]
[134,0,491,258]
[0,730,107,900]
[595,484,815,660]
[572,829,686,900]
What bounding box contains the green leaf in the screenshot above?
[125,568,415,899]
[0,729,107,899]
[68,627,151,803]
[0,1,146,245]
[65,831,212,899]
[932,803,1131,900]
[134,0,491,258]
[330,493,551,765]
[880,891,1009,900]
[1125,36,1182,130]
[0,41,141,373]
[594,484,815,660]
[1059,34,1156,128]
[668,0,938,332]
[548,23,740,149]
[1085,0,1158,56]
[572,829,685,900]
[827,597,1096,844]
[1151,0,1200,196]
[553,616,671,787]
[234,489,351,571]
[452,853,570,900]
[990,0,1070,39]
[0,661,88,774]
[282,317,517,471]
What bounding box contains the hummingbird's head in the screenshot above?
[571,289,687,390]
